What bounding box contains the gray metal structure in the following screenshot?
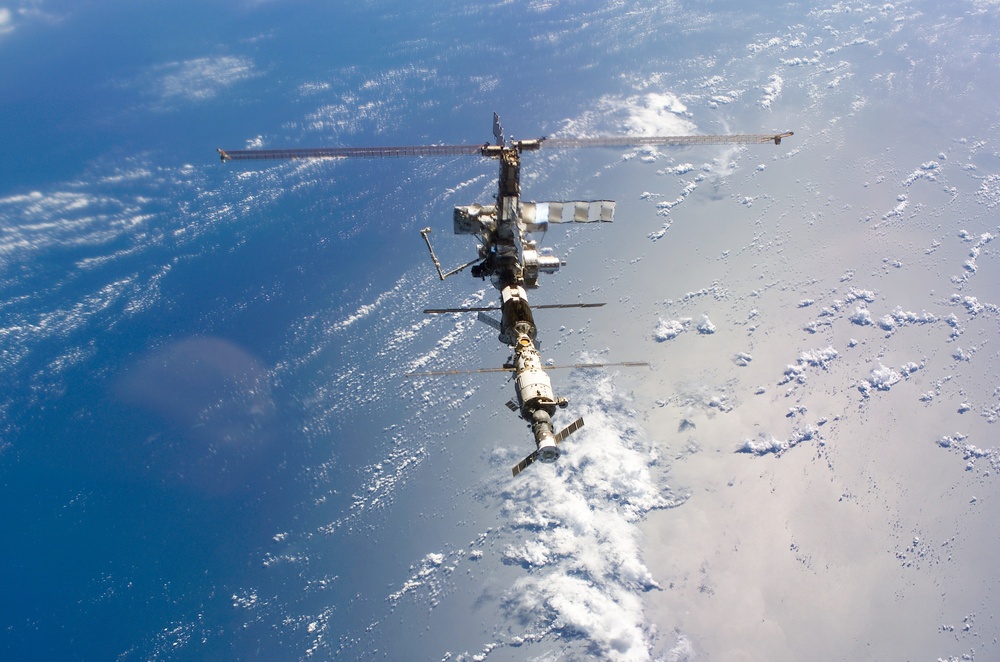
[219,115,792,476]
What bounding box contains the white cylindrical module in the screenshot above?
[516,363,555,410]
[514,335,554,410]
[537,254,562,274]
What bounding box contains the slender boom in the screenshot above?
[217,132,793,162]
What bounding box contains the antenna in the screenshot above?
[402,361,649,378]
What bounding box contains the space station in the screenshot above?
[219,114,792,475]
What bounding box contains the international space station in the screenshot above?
[219,114,792,476]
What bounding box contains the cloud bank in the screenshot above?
[490,369,687,660]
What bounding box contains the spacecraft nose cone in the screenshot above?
[538,444,560,463]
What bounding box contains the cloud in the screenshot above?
[695,314,716,334]
[654,317,689,341]
[378,369,690,660]
[857,363,901,396]
[148,55,259,105]
[0,183,164,358]
[778,346,839,387]
[760,73,783,108]
[0,4,69,38]
[0,8,13,35]
[557,92,697,139]
[612,92,697,136]
[937,434,1000,475]
[738,425,819,456]
[489,368,687,660]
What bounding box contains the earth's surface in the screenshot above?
[2,1,1000,660]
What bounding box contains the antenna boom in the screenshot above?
[218,144,484,162]
[540,132,794,149]
[217,131,793,162]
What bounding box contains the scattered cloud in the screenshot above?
[778,346,839,387]
[146,55,259,106]
[760,73,783,108]
[0,2,67,38]
[738,425,819,456]
[654,317,690,341]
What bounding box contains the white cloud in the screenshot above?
[849,305,873,326]
[738,425,818,456]
[651,181,698,221]
[0,2,54,36]
[0,189,150,259]
[615,92,695,136]
[654,317,689,341]
[0,8,13,35]
[778,346,839,386]
[149,55,258,105]
[857,363,902,397]
[487,369,687,660]
[760,73,783,108]
[557,92,697,139]
[695,314,716,334]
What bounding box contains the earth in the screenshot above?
[2,1,999,660]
